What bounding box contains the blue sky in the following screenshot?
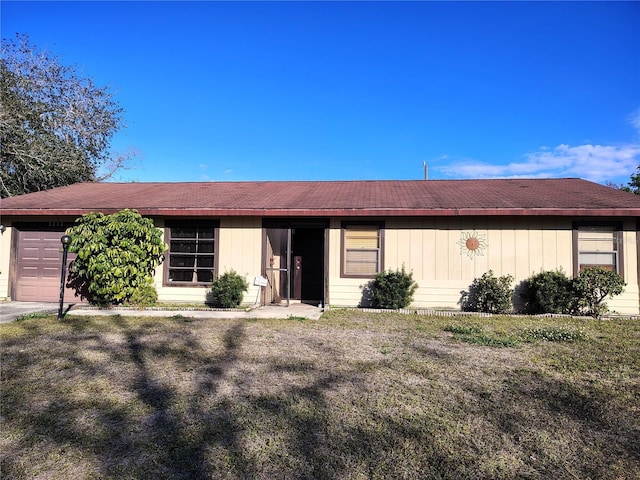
[2,1,639,185]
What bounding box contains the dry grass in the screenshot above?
[1,310,638,479]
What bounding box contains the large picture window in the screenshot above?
[341,222,383,278]
[165,221,218,285]
[573,223,623,278]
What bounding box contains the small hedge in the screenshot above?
[370,266,419,309]
[460,270,514,314]
[520,269,574,314]
[208,270,249,308]
[127,279,158,308]
[520,267,625,317]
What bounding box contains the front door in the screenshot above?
[263,220,327,306]
[291,227,325,303]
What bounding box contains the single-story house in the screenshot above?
[1,178,639,314]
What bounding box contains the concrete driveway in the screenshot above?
[0,302,60,323]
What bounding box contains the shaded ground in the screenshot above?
[1,311,638,479]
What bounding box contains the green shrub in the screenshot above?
[521,269,574,314]
[460,270,514,314]
[209,270,249,308]
[370,266,419,309]
[127,279,158,308]
[66,209,166,306]
[571,267,626,318]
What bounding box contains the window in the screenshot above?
[341,223,383,277]
[574,223,623,277]
[165,221,218,284]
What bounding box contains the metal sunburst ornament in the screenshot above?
[458,231,488,258]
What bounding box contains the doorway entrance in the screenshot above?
[263,220,327,306]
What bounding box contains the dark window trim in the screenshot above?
[163,220,220,287]
[340,221,385,279]
[572,221,624,279]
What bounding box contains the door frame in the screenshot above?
[261,218,329,307]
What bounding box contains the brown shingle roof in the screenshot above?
[2,178,639,217]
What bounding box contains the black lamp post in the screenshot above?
[58,234,72,320]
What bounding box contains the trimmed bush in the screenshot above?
[460,270,514,314]
[209,270,249,308]
[370,266,419,309]
[127,279,158,308]
[521,269,574,314]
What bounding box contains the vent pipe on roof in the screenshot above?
[423,161,428,180]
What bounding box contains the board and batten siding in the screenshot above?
[154,217,263,305]
[329,217,638,315]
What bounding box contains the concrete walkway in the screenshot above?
[0,302,60,323]
[0,301,324,323]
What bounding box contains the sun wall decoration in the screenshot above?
[457,231,488,259]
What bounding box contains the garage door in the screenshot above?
[14,230,83,303]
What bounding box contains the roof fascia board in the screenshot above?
[3,208,640,217]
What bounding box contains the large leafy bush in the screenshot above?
[66,209,165,306]
[370,266,418,309]
[460,270,514,314]
[208,270,249,308]
[520,269,574,314]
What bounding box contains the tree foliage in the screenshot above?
[620,165,640,195]
[1,34,132,198]
[66,209,166,306]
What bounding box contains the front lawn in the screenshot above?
[1,311,638,479]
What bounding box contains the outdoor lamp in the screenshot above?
[57,234,72,320]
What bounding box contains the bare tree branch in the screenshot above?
[1,34,133,197]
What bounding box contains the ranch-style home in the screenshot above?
[1,178,639,314]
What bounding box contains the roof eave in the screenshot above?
[2,207,640,217]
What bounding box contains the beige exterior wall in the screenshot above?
[1,214,637,314]
[0,223,14,300]
[154,217,263,305]
[328,217,639,315]
[613,227,640,314]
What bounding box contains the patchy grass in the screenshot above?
[1,310,638,479]
[14,311,52,322]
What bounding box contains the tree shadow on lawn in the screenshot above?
[1,316,476,479]
[458,367,640,479]
[2,317,252,479]
[6,316,637,479]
